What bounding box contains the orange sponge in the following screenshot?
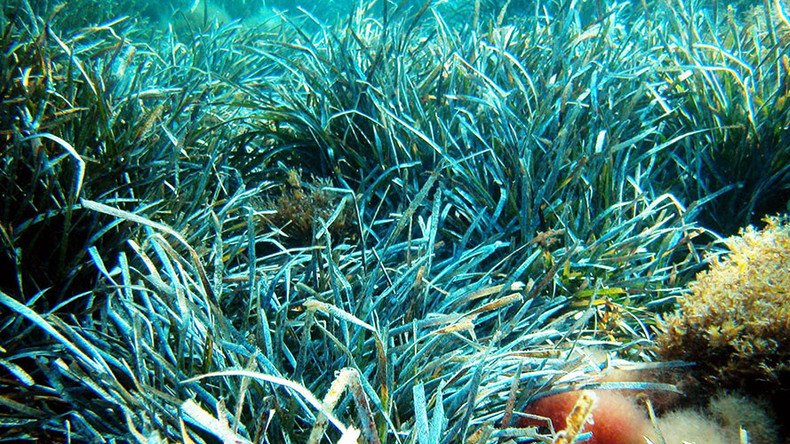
[518,390,653,444]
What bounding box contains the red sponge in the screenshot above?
[517,390,653,444]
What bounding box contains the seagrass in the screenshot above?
[0,0,787,442]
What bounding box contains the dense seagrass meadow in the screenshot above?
[1,0,789,442]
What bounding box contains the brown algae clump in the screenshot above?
[655,215,790,393]
[263,169,354,245]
